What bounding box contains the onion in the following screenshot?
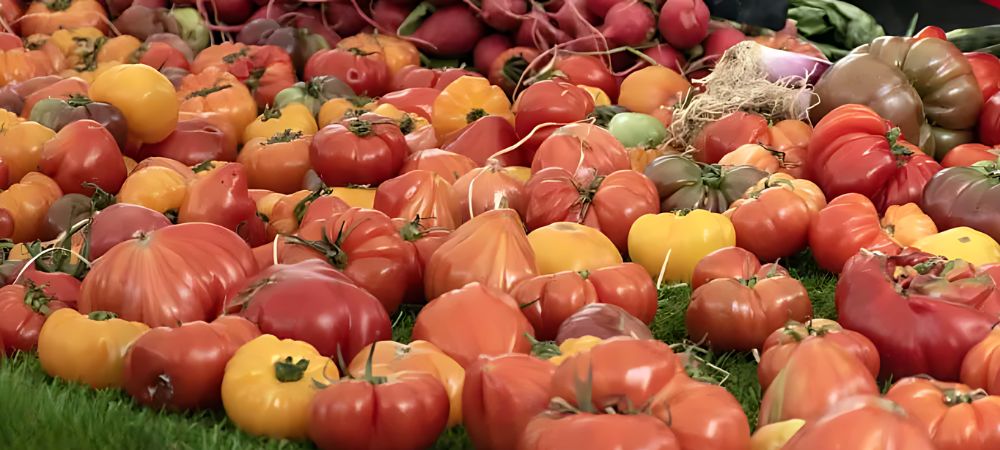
[757,44,831,85]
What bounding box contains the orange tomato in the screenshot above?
[21,0,109,37]
[0,113,55,184]
[0,172,63,243]
[96,35,141,63]
[178,67,258,138]
[238,130,312,194]
[767,119,811,178]
[337,34,419,76]
[317,97,376,128]
[747,173,826,218]
[881,203,939,246]
[432,76,513,139]
[618,66,691,114]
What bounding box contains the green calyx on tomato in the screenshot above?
[886,127,915,162]
[503,56,529,86]
[970,159,1000,180]
[398,115,415,134]
[526,334,562,360]
[23,281,56,315]
[398,215,432,242]
[87,311,119,321]
[274,356,310,383]
[292,187,333,225]
[466,108,488,124]
[572,174,606,221]
[65,94,93,108]
[284,222,352,269]
[266,128,304,144]
[191,161,215,173]
[347,119,374,137]
[261,106,283,122]
[186,83,232,100]
[46,0,72,11]
[941,388,988,406]
[222,48,250,64]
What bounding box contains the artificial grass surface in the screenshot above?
[0,252,838,450]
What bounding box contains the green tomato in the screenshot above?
[608,112,667,148]
[171,8,210,53]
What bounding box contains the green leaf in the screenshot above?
[398,2,435,37]
[788,0,884,59]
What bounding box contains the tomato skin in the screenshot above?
[228,260,391,359]
[40,119,127,195]
[433,76,514,140]
[37,308,150,389]
[21,0,109,36]
[309,372,450,450]
[442,115,522,166]
[690,247,786,290]
[921,160,1000,243]
[962,327,1000,395]
[942,143,1000,167]
[726,187,812,261]
[122,316,260,411]
[239,131,312,194]
[527,222,622,275]
[551,55,619,103]
[89,64,179,144]
[645,155,768,213]
[88,203,171,259]
[178,162,264,245]
[694,112,771,163]
[510,270,598,340]
[337,33,419,77]
[807,104,942,211]
[452,163,527,223]
[374,170,461,230]
[138,117,236,165]
[913,26,947,40]
[837,249,998,381]
[687,270,813,351]
[618,66,691,115]
[401,148,475,184]
[649,375,751,450]
[885,377,1000,450]
[809,194,902,273]
[392,65,480,91]
[514,80,595,160]
[758,319,880,391]
[782,396,937,450]
[520,413,681,450]
[981,92,1000,146]
[412,282,535,367]
[14,266,81,306]
[0,284,71,355]
[628,209,737,284]
[380,87,440,120]
[0,172,63,244]
[965,52,1000,103]
[79,223,258,328]
[0,114,55,185]
[310,118,408,187]
[304,48,390,96]
[463,353,555,450]
[531,123,630,177]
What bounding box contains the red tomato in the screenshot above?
[965,52,1000,102]
[39,119,127,195]
[809,193,902,273]
[693,112,770,163]
[122,316,260,410]
[137,118,236,166]
[136,42,190,71]
[520,413,681,450]
[758,319,880,391]
[690,247,788,290]
[14,266,81,306]
[0,284,71,355]
[390,65,480,91]
[723,186,812,261]
[374,170,461,230]
[510,270,598,340]
[79,223,259,327]
[178,162,266,246]
[229,260,390,360]
[942,143,1000,167]
[452,163,527,223]
[488,47,540,95]
[400,148,476,184]
[649,376,751,450]
[782,396,937,450]
[304,48,390,96]
[587,263,659,324]
[442,115,523,166]
[531,123,630,177]
[807,104,942,211]
[758,336,879,426]
[981,92,1000,146]
[553,55,619,102]
[309,371,450,450]
[392,216,449,276]
[379,87,440,120]
[462,353,555,450]
[88,203,171,259]
[885,377,1000,450]
[686,268,813,351]
[310,118,408,187]
[514,80,595,160]
[913,26,947,40]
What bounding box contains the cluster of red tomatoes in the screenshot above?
[0,0,999,447]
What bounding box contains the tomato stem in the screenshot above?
[274,356,310,383]
[186,83,232,99]
[347,119,374,137]
[266,128,304,144]
[65,94,93,108]
[87,311,118,321]
[465,108,487,124]
[22,281,56,315]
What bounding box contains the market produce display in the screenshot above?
[0,0,998,448]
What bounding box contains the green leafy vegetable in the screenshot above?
[788,0,885,60]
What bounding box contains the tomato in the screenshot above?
[122,316,259,411]
[809,194,903,273]
[442,115,522,166]
[412,282,534,367]
[463,353,554,450]
[981,91,1000,146]
[424,208,537,299]
[807,104,942,211]
[243,103,318,144]
[962,327,1000,395]
[0,115,54,185]
[837,248,999,380]
[913,227,1000,266]
[79,223,258,327]
[488,47,540,95]
[782,396,936,450]
[513,80,594,159]
[687,266,812,351]
[551,55,619,103]
[521,412,680,450]
[433,76,513,140]
[510,270,597,340]
[885,377,1000,450]
[29,95,127,150]
[304,48,390,96]
[348,340,464,426]
[87,202,169,259]
[177,66,258,139]
[545,335,605,365]
[380,87,440,120]
[134,42,189,71]
[117,166,187,214]
[238,130,312,194]
[453,162,527,223]
[750,420,805,450]
[309,370,449,450]
[645,155,768,213]
[228,260,391,359]
[718,143,800,175]
[921,159,1000,243]
[273,76,355,116]
[310,117,407,187]
[21,0,109,36]
[280,208,421,313]
[526,222,623,275]
[391,65,479,91]
[648,375,751,450]
[90,64,179,144]
[337,33,419,77]
[628,209,736,284]
[178,162,265,245]
[400,148,475,184]
[942,143,1000,167]
[39,119,126,195]
[724,186,811,261]
[0,283,71,355]
[21,77,88,121]
[758,336,878,426]
[965,52,1000,103]
[758,319,880,391]
[689,247,783,290]
[317,96,376,127]
[37,309,149,389]
[525,168,658,252]
[618,66,690,115]
[913,26,947,40]
[0,172,62,243]
[693,112,771,164]
[374,170,460,230]
[531,123,630,177]
[222,335,338,439]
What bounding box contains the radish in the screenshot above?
[658,0,709,50]
[703,27,747,61]
[405,5,485,57]
[586,0,622,18]
[145,33,196,62]
[372,0,410,32]
[550,0,600,46]
[175,0,254,25]
[480,0,527,31]
[324,0,368,36]
[474,34,513,74]
[600,0,655,47]
[642,44,686,72]
[105,0,165,18]
[113,5,179,41]
[515,8,570,49]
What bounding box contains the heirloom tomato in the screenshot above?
[885,377,1000,450]
[273,76,354,116]
[21,0,109,36]
[690,246,788,290]
[513,80,594,159]
[374,170,460,230]
[317,96,376,128]
[452,161,527,222]
[37,309,149,389]
[178,162,265,245]
[87,203,171,259]
[526,222,622,275]
[137,117,237,164]
[644,155,768,213]
[411,282,535,367]
[238,130,312,194]
[391,65,479,91]
[724,186,811,261]
[310,118,407,187]
[20,77,88,121]
[520,413,681,450]
[693,112,771,164]
[628,209,736,284]
[463,353,554,450]
[921,159,1000,242]
[29,94,126,149]
[551,55,619,102]
[758,319,880,390]
[380,87,440,120]
[0,115,54,184]
[545,336,605,365]
[510,270,598,340]
[0,172,62,243]
[336,33,419,76]
[781,396,936,450]
[222,335,338,439]
[913,227,1000,266]
[243,103,318,144]
[39,119,126,195]
[177,67,257,137]
[962,327,1000,395]
[982,92,1000,145]
[942,143,1000,167]
[556,299,654,341]
[648,375,752,450]
[123,316,260,411]
[432,76,513,139]
[531,123,630,177]
[442,115,522,166]
[394,216,450,275]
[89,64,179,144]
[965,52,1000,103]
[401,148,476,184]
[487,47,539,94]
[809,194,903,273]
[618,65,690,115]
[0,283,71,355]
[304,48,390,96]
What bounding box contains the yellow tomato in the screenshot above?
[48,27,105,68]
[337,33,419,76]
[432,76,514,139]
[548,336,604,365]
[618,66,692,114]
[243,103,318,144]
[750,419,806,450]
[317,97,376,128]
[527,222,623,274]
[331,187,376,208]
[37,309,149,389]
[372,102,431,129]
[579,85,611,106]
[628,209,736,284]
[123,156,137,174]
[255,191,285,218]
[0,117,55,183]
[117,166,188,213]
[90,64,179,144]
[912,226,1000,266]
[504,166,532,183]
[96,35,142,63]
[221,335,339,440]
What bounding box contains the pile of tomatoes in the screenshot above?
[0,0,1000,447]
